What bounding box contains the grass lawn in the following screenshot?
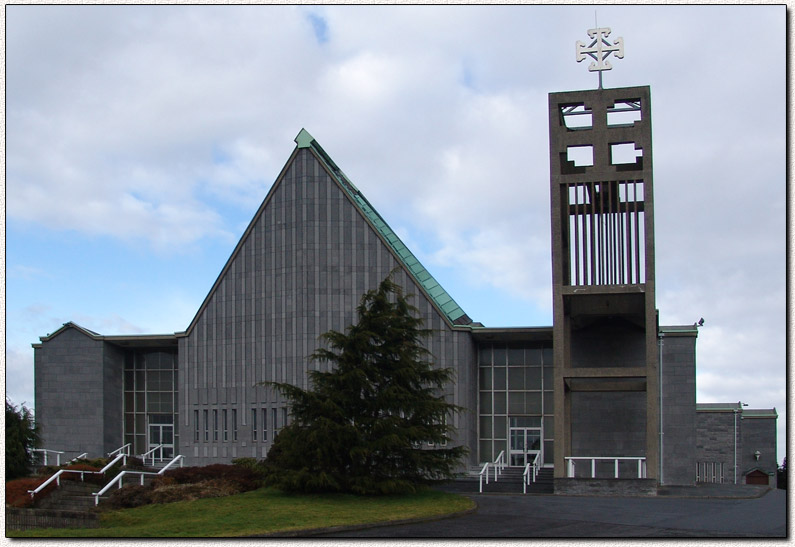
[8,487,474,537]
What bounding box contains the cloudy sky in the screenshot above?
[5,5,786,462]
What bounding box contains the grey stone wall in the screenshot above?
[570,319,646,369]
[179,147,477,467]
[102,342,125,454]
[554,478,658,496]
[696,409,777,485]
[5,508,99,531]
[696,410,738,483]
[741,417,777,480]
[660,333,696,485]
[570,391,646,458]
[34,327,107,458]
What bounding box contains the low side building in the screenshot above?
[696,403,778,486]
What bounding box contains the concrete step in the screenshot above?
[440,468,554,494]
[35,480,98,512]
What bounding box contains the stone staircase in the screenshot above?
[32,464,162,512]
[34,480,99,512]
[439,466,554,495]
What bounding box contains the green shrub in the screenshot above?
[77,457,109,469]
[6,477,55,508]
[60,463,106,485]
[102,485,153,510]
[149,479,243,504]
[124,456,146,471]
[99,464,263,510]
[159,464,263,491]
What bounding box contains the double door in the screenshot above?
[148,423,174,460]
[509,427,541,467]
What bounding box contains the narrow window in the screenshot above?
[282,407,288,427]
[193,410,199,442]
[251,409,258,441]
[213,409,218,441]
[272,408,278,434]
[262,408,268,442]
[203,410,209,442]
[232,409,238,441]
[222,409,228,442]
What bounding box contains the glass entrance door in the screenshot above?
[509,427,542,467]
[148,423,174,460]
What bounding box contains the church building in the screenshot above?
[32,78,777,491]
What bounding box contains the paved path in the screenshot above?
[320,488,787,538]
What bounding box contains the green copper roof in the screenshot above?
[294,129,472,326]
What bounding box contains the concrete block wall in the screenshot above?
[696,410,738,483]
[570,391,646,458]
[660,333,696,485]
[101,342,125,454]
[696,408,777,485]
[33,327,107,458]
[6,508,99,531]
[741,416,777,480]
[179,147,477,466]
[570,319,646,369]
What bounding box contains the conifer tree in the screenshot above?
[262,275,467,495]
[6,399,40,480]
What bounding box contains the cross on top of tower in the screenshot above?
[576,27,624,89]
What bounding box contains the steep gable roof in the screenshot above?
[295,129,471,326]
[181,129,471,336]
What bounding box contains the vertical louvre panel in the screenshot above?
[566,180,646,286]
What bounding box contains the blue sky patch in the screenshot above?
[307,12,329,44]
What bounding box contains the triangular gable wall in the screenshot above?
[178,135,477,461]
[35,321,102,344]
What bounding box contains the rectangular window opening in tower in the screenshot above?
[607,99,642,127]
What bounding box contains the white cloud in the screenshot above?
[5,5,786,460]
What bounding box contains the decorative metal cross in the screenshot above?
[576,27,624,89]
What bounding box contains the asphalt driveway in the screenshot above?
[319,488,787,538]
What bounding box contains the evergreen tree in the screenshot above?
[6,399,40,479]
[262,275,467,495]
[778,458,786,490]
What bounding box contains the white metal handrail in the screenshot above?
[478,462,490,493]
[92,470,157,505]
[478,451,506,493]
[140,444,165,467]
[27,451,133,506]
[158,454,184,473]
[522,453,543,494]
[531,452,541,482]
[565,456,647,479]
[28,469,91,498]
[68,453,89,463]
[522,463,532,494]
[100,453,128,473]
[92,454,183,505]
[31,448,64,467]
[494,450,506,476]
[28,452,127,500]
[107,443,131,459]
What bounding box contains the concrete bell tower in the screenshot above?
[549,28,659,484]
